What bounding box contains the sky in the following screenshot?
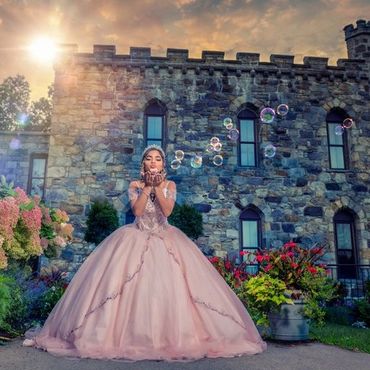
[0,0,369,101]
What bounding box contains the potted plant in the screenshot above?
[241,241,337,340]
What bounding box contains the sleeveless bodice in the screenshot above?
[134,188,171,232]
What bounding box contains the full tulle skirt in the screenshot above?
[24,224,266,362]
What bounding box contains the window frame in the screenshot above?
[144,100,166,149]
[239,208,262,252]
[237,108,258,167]
[333,209,358,279]
[27,153,48,200]
[326,110,350,170]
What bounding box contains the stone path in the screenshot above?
[0,338,369,370]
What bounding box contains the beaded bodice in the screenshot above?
[128,181,176,233]
[134,188,170,232]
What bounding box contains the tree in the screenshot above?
[0,75,53,132]
[0,75,30,131]
[28,85,54,132]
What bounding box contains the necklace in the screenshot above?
[149,187,156,202]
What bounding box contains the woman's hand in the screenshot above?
[143,170,165,187]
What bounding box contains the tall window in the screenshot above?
[334,209,358,279]
[238,108,258,167]
[240,206,262,272]
[326,109,350,170]
[144,100,166,148]
[27,153,47,199]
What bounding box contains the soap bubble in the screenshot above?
[335,125,344,135]
[175,150,185,161]
[264,144,276,158]
[213,154,223,166]
[342,118,354,129]
[276,104,289,117]
[260,107,276,123]
[225,122,233,130]
[9,137,21,150]
[16,112,30,127]
[213,142,222,152]
[223,117,233,127]
[210,137,220,145]
[227,128,239,141]
[206,144,215,153]
[190,155,202,168]
[170,159,181,170]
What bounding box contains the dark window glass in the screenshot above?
[238,108,258,167]
[334,210,358,279]
[28,155,47,199]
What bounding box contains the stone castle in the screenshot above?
[1,19,369,281]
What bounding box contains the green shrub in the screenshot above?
[324,305,355,326]
[365,280,370,298]
[0,274,13,330]
[168,203,203,240]
[33,282,66,321]
[84,198,119,245]
[354,299,370,326]
[0,273,29,336]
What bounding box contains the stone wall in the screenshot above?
[0,130,50,190]
[1,21,369,278]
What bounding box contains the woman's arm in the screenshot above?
[129,181,152,217]
[154,181,176,217]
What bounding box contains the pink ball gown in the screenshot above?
[23,181,266,362]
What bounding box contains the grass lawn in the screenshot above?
[310,323,370,354]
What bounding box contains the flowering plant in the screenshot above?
[39,206,74,258]
[254,241,328,297]
[208,250,253,290]
[243,241,337,325]
[0,176,74,268]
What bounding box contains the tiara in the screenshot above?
[141,144,166,160]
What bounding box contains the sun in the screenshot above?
[28,37,58,63]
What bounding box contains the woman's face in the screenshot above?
[143,150,164,172]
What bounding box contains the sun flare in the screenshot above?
[28,37,58,63]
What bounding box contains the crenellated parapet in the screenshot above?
[343,19,370,60]
[55,43,369,82]
[344,19,370,40]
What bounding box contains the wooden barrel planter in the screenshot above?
[268,300,310,341]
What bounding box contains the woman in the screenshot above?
[23,144,266,362]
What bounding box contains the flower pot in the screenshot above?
[268,300,310,341]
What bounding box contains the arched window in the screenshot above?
[237,106,258,167]
[334,209,358,279]
[326,108,350,170]
[144,99,166,148]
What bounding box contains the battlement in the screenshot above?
[55,43,369,81]
[344,19,370,40]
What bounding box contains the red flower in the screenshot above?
[291,262,299,269]
[209,256,219,264]
[264,264,273,272]
[256,254,264,263]
[284,241,297,249]
[308,266,317,274]
[225,261,232,270]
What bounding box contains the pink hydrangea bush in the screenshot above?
[0,176,74,268]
